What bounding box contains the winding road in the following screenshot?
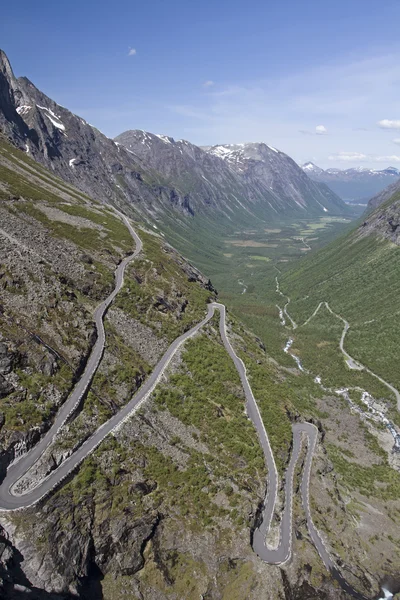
[297,300,400,410]
[0,216,368,599]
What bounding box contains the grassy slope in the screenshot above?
[2,134,400,597]
[0,136,138,435]
[280,224,400,392]
[0,137,284,597]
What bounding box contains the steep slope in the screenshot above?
[204,143,347,215]
[281,188,400,395]
[0,135,372,600]
[0,48,349,262]
[367,177,400,211]
[302,161,400,203]
[0,131,216,469]
[1,136,396,600]
[116,132,349,220]
[114,130,256,217]
[0,50,193,225]
[1,50,398,600]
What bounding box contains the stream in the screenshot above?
[276,287,400,452]
[238,279,247,294]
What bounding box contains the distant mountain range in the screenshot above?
[0,48,350,265]
[302,162,400,204]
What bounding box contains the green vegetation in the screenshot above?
[14,200,131,256]
[57,329,266,529]
[281,230,400,391]
[153,334,266,483]
[289,304,393,400]
[0,134,91,204]
[57,203,133,251]
[0,163,67,205]
[115,229,214,341]
[327,443,400,500]
[2,363,72,431]
[188,217,355,365]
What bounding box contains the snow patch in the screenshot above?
[155,134,173,144]
[211,146,232,156]
[36,105,66,131]
[69,158,77,167]
[267,145,279,153]
[16,105,32,116]
[379,589,393,600]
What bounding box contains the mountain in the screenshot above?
[0,132,361,600]
[116,132,348,220]
[302,161,325,175]
[0,50,187,224]
[281,183,400,396]
[367,177,400,211]
[0,50,397,600]
[0,48,349,259]
[302,161,400,203]
[203,143,346,214]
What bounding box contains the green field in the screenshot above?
[201,215,355,363]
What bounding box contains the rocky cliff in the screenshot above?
[367,178,400,212]
[361,187,400,245]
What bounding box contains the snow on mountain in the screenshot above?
[302,162,325,175]
[302,162,400,203]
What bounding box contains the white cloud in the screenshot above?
[203,80,215,88]
[315,125,328,135]
[377,119,400,129]
[166,48,400,168]
[128,47,137,56]
[329,152,367,162]
[329,151,400,163]
[393,138,400,145]
[370,154,400,162]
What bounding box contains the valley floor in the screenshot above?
[192,214,400,598]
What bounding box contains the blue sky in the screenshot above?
[2,0,400,168]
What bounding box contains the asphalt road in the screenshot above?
[0,210,142,509]
[0,219,368,598]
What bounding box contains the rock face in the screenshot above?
[361,190,400,245]
[116,131,349,219]
[0,49,348,239]
[367,178,400,212]
[302,161,400,204]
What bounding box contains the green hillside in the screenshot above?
[280,194,400,400]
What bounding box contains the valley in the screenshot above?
[1,180,397,598]
[194,209,400,599]
[0,44,400,600]
[200,215,354,362]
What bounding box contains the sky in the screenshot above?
[2,0,400,169]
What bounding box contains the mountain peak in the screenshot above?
[382,166,400,175]
[206,142,282,167]
[302,162,324,174]
[0,49,14,78]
